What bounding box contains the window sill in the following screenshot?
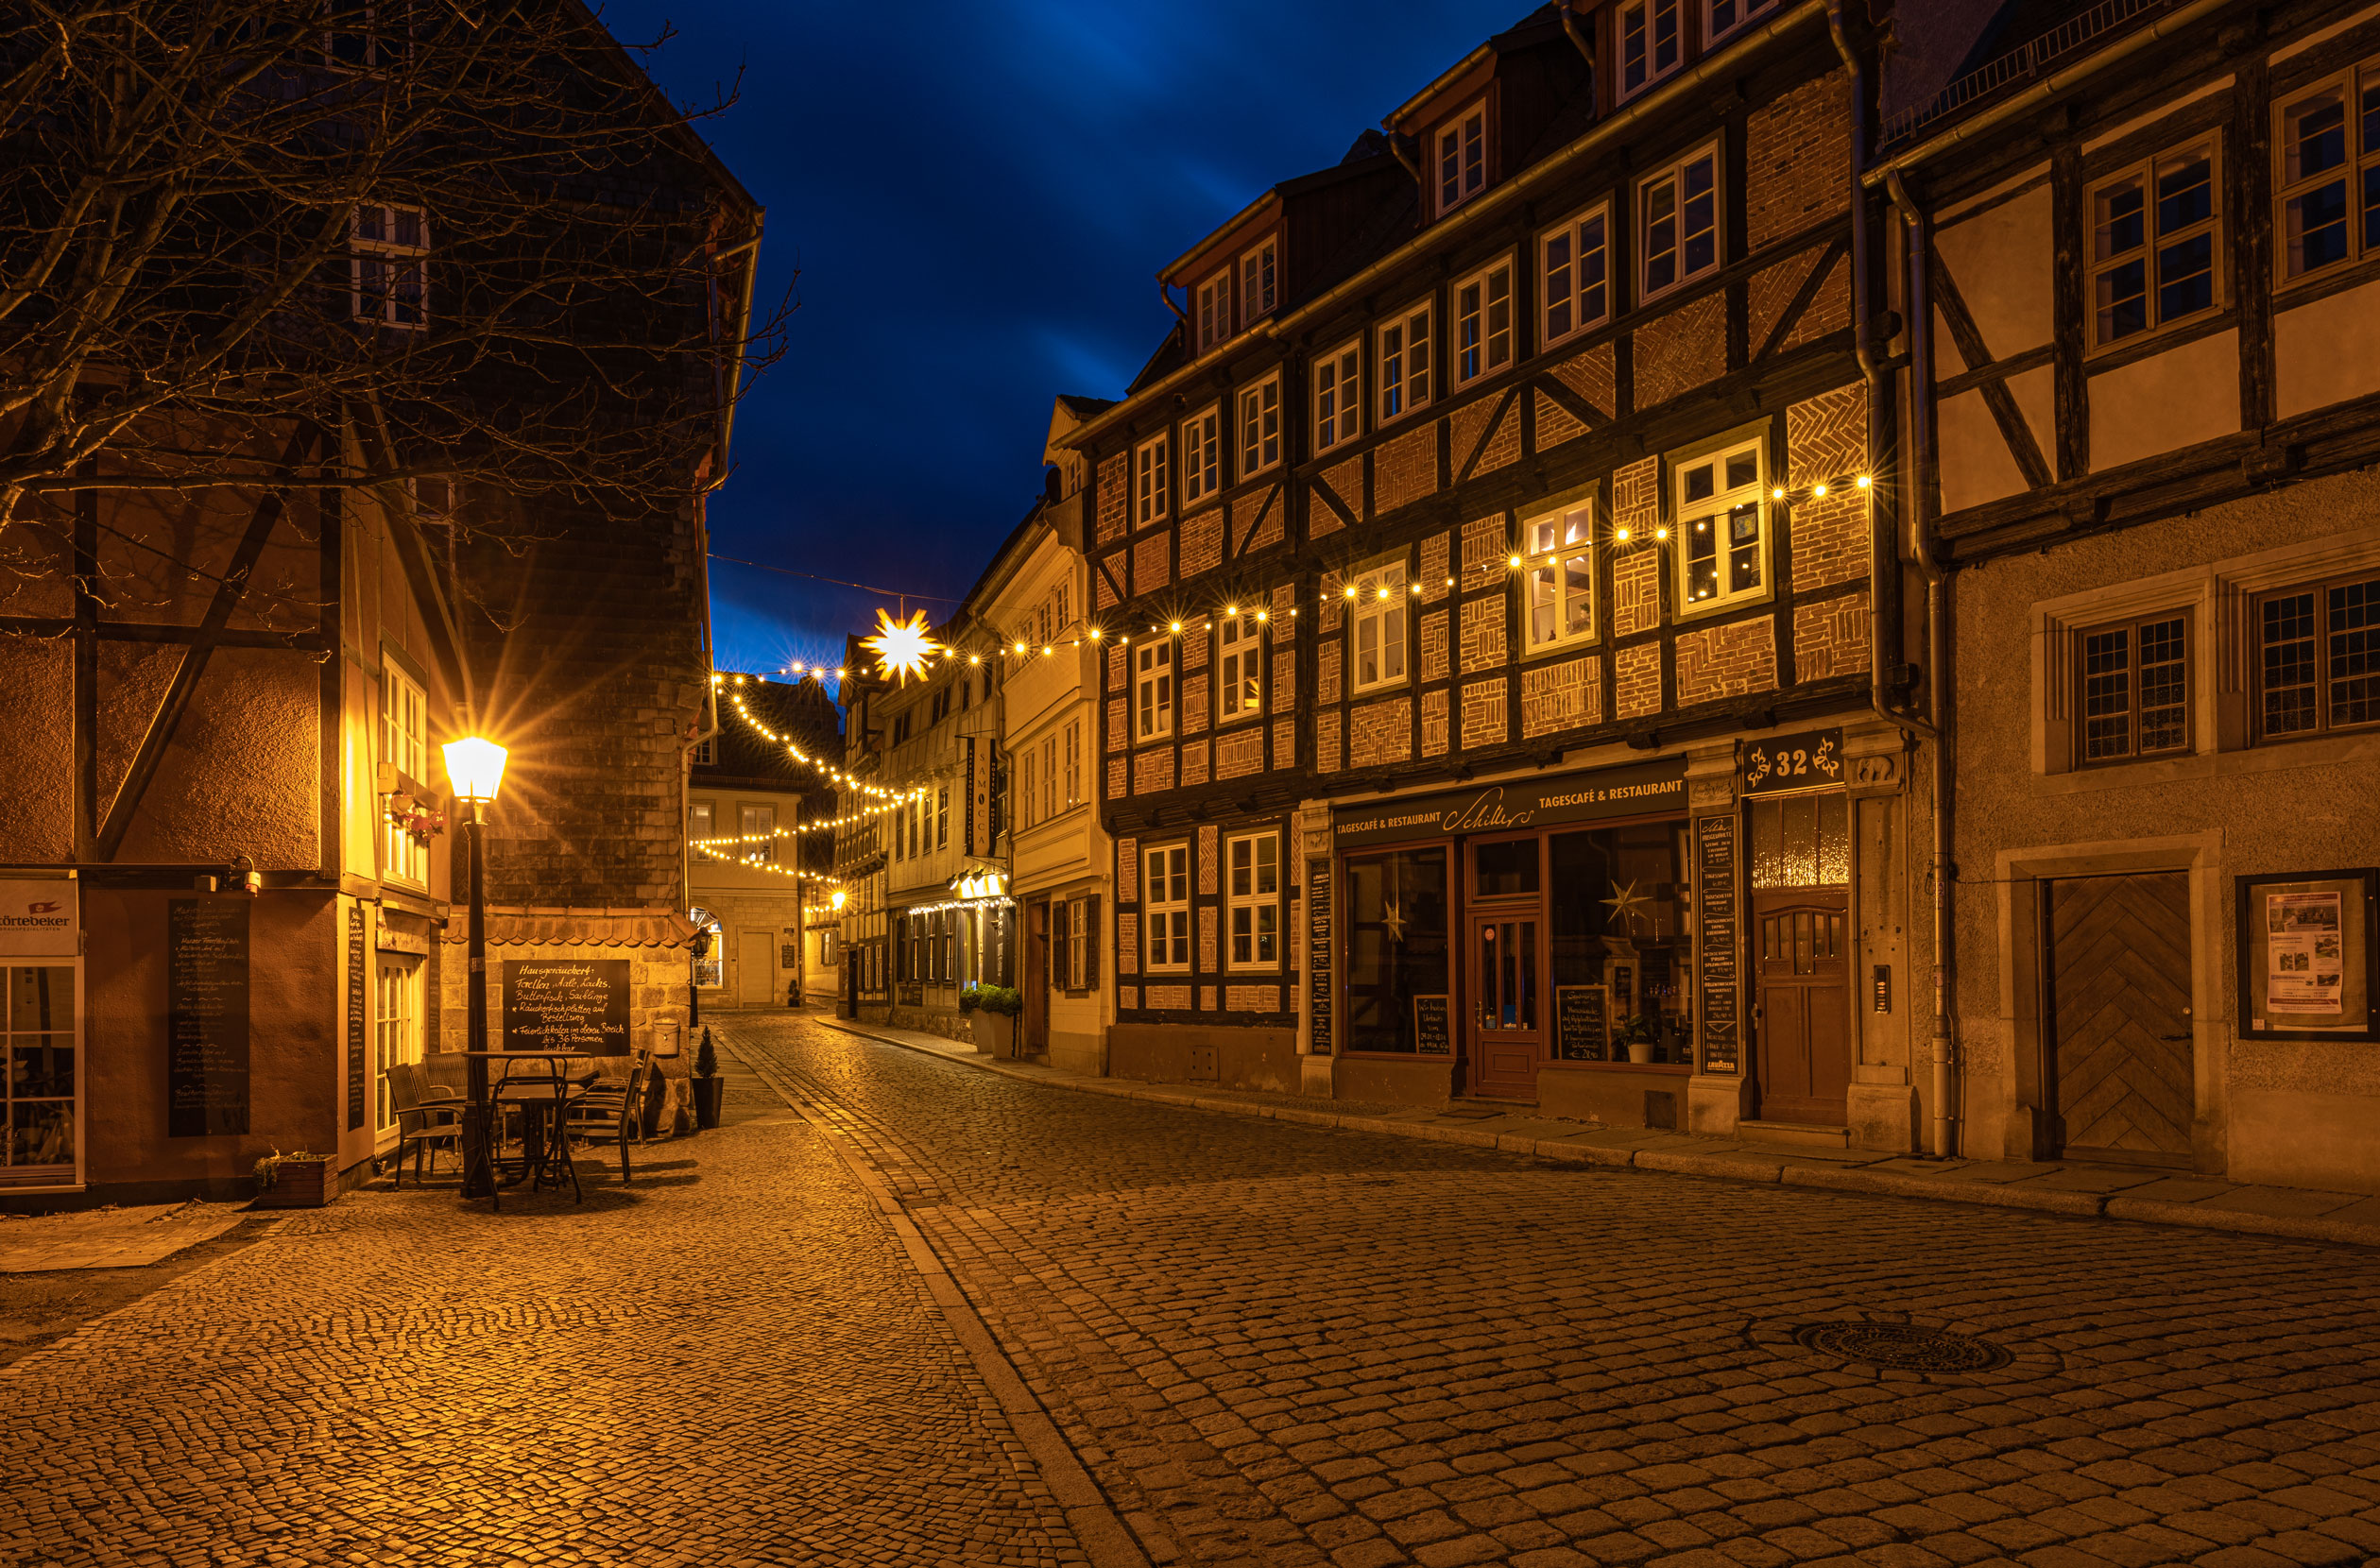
[1348,677,1413,702]
[1520,634,1601,663]
[2035,728,2380,794]
[1637,269,1721,312]
[1672,586,1775,624]
[2083,304,2231,369]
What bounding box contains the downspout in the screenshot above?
[1830,2,1954,1159]
[1559,1,1596,74]
[1885,167,1958,1161]
[1156,278,1187,325]
[1384,130,1426,200]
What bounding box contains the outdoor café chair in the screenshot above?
[561,1045,653,1185]
[388,1063,466,1187]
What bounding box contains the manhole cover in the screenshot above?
[1791,1321,2012,1373]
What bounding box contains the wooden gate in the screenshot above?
[2046,873,2194,1165]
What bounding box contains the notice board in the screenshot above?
[501,959,630,1052]
[1554,984,1610,1062]
[1412,993,1451,1055]
[167,898,250,1136]
[1308,861,1333,1054]
[1697,814,1740,1073]
[346,904,368,1131]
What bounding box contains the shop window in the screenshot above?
[374,959,421,1132]
[1676,437,1768,611]
[2090,137,2221,347]
[1475,836,1540,898]
[1349,556,1409,693]
[2077,614,2192,764]
[2256,572,2380,741]
[1344,848,1451,1054]
[1452,258,1514,387]
[1227,832,1280,967]
[1135,639,1174,740]
[1541,204,1610,348]
[1217,611,1262,722]
[2276,62,2380,282]
[1145,844,1190,971]
[1550,826,1693,1065]
[1749,794,1850,889]
[1524,502,1596,651]
[4,966,76,1177]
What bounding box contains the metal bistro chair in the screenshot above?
[491,1055,588,1203]
[388,1063,467,1187]
[560,1045,655,1186]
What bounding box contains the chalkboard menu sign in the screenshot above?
[167,898,250,1136]
[1697,814,1740,1073]
[1555,983,1610,1062]
[1412,994,1451,1055]
[346,905,368,1131]
[502,959,630,1052]
[1308,861,1333,1054]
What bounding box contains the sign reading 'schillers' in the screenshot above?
[1331,757,1687,848]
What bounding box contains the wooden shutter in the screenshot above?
[1083,895,1102,989]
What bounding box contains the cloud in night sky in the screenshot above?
[598,0,1521,674]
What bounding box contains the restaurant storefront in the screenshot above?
[1315,724,1920,1146]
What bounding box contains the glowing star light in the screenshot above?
[863,608,940,685]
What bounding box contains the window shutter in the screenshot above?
[1084,895,1102,989]
[1050,899,1066,989]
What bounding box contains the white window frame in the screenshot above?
[1540,203,1611,348]
[1040,732,1058,822]
[1377,300,1432,424]
[2090,134,2223,349]
[1617,0,1683,102]
[1452,256,1515,389]
[1065,895,1090,988]
[1349,555,1411,694]
[689,800,714,844]
[381,664,428,887]
[1196,268,1231,352]
[1226,831,1281,969]
[1144,844,1191,972]
[739,803,777,863]
[373,958,422,1133]
[1018,747,1036,830]
[1134,433,1170,526]
[1182,404,1222,506]
[1639,143,1720,304]
[2276,62,2380,285]
[1217,611,1263,724]
[1524,501,1598,652]
[1314,339,1361,451]
[1239,238,1277,327]
[1238,374,1282,477]
[1135,639,1175,741]
[1436,100,1487,216]
[690,736,716,765]
[1675,435,1771,615]
[1063,718,1081,808]
[351,203,429,330]
[1703,0,1778,44]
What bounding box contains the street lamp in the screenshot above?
[443,736,507,1200]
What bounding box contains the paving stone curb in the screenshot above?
[821,1020,2380,1252]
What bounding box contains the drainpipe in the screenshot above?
[1384,130,1426,200]
[1559,1,1596,74]
[1830,2,1954,1159]
[1884,168,1958,1161]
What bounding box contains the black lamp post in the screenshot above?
[443,736,507,1200]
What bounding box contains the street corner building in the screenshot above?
[0,5,763,1205]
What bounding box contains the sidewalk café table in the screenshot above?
[460,1050,597,1208]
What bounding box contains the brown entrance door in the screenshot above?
[1023,900,1050,1055]
[2046,873,2193,1166]
[1469,914,1542,1099]
[1753,893,1852,1124]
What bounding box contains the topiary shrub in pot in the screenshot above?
[967,983,1023,1057]
[691,1026,725,1130]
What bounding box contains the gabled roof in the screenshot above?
[1380,4,1567,133]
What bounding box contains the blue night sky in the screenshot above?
[601,0,1516,678]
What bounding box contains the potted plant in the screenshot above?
[966,983,1023,1057]
[252,1150,334,1209]
[691,1027,725,1130]
[1615,1013,1660,1065]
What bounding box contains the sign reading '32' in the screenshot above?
[1739,728,1844,796]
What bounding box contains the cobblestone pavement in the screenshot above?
[719,1014,2380,1568]
[0,1063,1086,1568]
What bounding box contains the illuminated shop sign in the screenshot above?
[1330,757,1688,848]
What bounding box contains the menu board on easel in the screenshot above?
[346,904,368,1131]
[1554,984,1610,1062]
[1412,994,1450,1055]
[167,898,250,1136]
[1697,814,1740,1072]
[1309,861,1333,1054]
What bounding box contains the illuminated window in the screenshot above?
[380,665,428,886]
[351,203,429,329]
[1217,611,1262,723]
[2278,64,2380,281]
[1239,374,1282,476]
[1377,301,1432,423]
[1541,204,1610,348]
[1618,0,1682,100]
[740,803,776,863]
[1640,145,1719,302]
[1145,844,1190,971]
[1227,832,1280,968]
[1436,101,1487,215]
[1675,437,1768,612]
[1452,258,1514,387]
[374,960,422,1133]
[2091,137,2221,345]
[1314,340,1361,451]
[1135,639,1174,740]
[1524,502,1596,651]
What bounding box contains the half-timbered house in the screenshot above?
[1884,0,2380,1191]
[1056,0,1943,1148]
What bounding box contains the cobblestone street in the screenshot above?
[9,1015,2380,1568]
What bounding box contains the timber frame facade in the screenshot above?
[1057,0,1940,1141]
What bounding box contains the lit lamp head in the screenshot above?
[442,736,507,814]
[830,889,848,912]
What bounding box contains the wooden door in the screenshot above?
[2046,873,2193,1166]
[1023,900,1050,1054]
[736,929,776,1006]
[1468,914,1542,1099]
[1753,893,1852,1125]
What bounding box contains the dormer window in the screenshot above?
[1239,239,1277,328]
[1196,269,1231,353]
[1704,0,1779,43]
[1437,101,1487,215]
[1618,0,1682,100]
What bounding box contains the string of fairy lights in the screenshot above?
[715,469,1876,846]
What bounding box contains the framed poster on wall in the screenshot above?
[2235,868,2379,1044]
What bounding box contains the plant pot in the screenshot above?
[253,1157,333,1209]
[1626,1040,1655,1065]
[692,1075,725,1130]
[979,1011,1016,1058]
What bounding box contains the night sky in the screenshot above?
[602,1,1516,678]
